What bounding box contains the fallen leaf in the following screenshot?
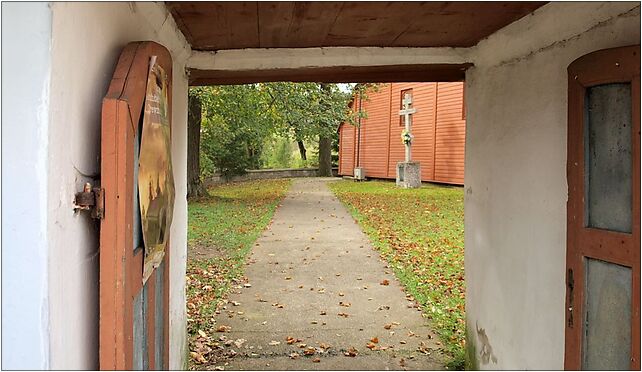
[418,341,431,355]
[320,311,327,315]
[366,342,377,350]
[370,337,379,344]
[190,351,207,364]
[231,301,241,306]
[243,283,252,288]
[198,330,207,338]
[344,347,358,357]
[339,301,351,307]
[289,352,300,359]
[337,312,349,318]
[338,292,345,297]
[319,343,331,350]
[312,357,321,363]
[233,339,246,348]
[304,346,316,355]
[380,279,390,286]
[216,325,231,333]
[384,324,392,330]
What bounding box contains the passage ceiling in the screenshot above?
[167,1,545,51]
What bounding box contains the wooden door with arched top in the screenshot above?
[565,45,640,370]
[100,41,172,370]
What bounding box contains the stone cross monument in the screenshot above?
[396,92,421,188]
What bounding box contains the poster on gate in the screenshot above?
[139,55,175,284]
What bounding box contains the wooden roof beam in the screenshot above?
[187,47,473,85]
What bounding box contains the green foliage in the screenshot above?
[192,83,379,177]
[193,85,276,177]
[261,136,294,169]
[328,180,466,369]
[263,82,351,142]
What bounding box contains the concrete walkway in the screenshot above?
[211,178,444,370]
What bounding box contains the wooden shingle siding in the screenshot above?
[338,82,465,185]
[360,86,390,178]
[434,83,465,184]
[338,120,356,176]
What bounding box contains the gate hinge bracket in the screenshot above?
[73,182,104,219]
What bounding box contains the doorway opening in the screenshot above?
[185,80,466,370]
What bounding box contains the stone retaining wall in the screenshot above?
[205,167,339,185]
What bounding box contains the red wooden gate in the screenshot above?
[100,41,172,370]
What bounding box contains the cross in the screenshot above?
[399,92,417,162]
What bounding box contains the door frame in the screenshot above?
[100,41,172,370]
[565,45,640,370]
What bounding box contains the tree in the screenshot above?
[199,84,275,178]
[187,90,208,199]
[318,83,333,176]
[263,83,353,174]
[194,82,369,180]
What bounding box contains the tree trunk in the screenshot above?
[297,140,307,161]
[317,83,333,177]
[187,93,208,199]
[318,135,332,177]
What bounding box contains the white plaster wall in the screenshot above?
[47,2,190,369]
[464,2,640,369]
[1,2,52,369]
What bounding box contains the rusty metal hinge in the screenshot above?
[73,182,104,219]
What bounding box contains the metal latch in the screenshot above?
[73,182,104,219]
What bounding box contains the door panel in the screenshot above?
[100,42,172,370]
[582,258,632,370]
[565,45,640,370]
[585,83,632,233]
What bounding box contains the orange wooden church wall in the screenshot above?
[338,82,465,185]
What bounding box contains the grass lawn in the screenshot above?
[186,179,291,368]
[328,180,465,369]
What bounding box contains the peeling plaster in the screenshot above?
[476,322,498,365]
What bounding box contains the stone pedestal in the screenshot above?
[396,161,421,188]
